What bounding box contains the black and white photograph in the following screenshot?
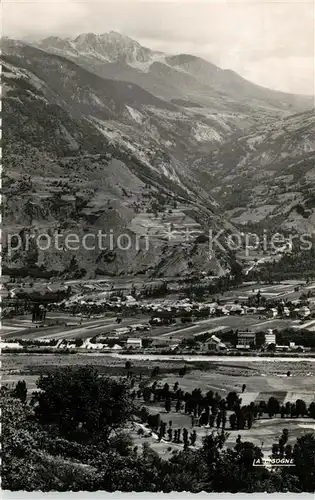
[1,0,315,494]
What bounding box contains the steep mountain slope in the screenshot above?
[35,32,313,126]
[193,110,315,232]
[2,42,234,278]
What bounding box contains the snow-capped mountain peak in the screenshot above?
[38,31,164,69]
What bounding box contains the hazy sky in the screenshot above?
[2,0,314,95]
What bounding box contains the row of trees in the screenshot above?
[138,380,315,423]
[138,411,198,447]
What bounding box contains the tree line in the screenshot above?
[134,380,315,435]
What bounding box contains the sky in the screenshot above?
[2,0,314,95]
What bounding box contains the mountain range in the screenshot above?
[36,32,311,115]
[1,32,314,278]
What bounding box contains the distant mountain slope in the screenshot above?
[165,54,311,111]
[6,37,275,200]
[193,110,315,232]
[2,42,234,278]
[34,32,313,120]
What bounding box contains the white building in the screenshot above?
[111,344,123,350]
[0,342,23,350]
[298,306,311,319]
[267,308,278,319]
[217,306,230,315]
[125,295,137,303]
[86,343,105,350]
[130,323,151,332]
[237,331,256,348]
[283,307,290,317]
[114,327,131,335]
[205,335,226,351]
[126,338,142,349]
[82,338,105,350]
[230,305,244,315]
[245,307,257,315]
[265,329,276,345]
[275,345,289,352]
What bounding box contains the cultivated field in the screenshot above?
[158,361,315,405]
[0,309,303,343]
[220,280,312,302]
[140,360,315,454]
[1,312,151,340]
